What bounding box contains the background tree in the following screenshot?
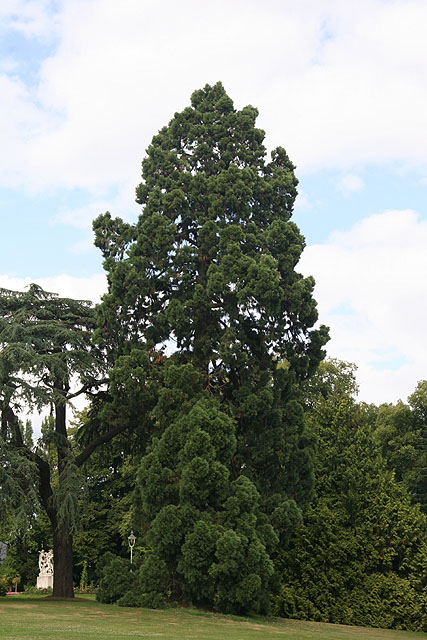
[71,409,146,586]
[275,360,427,631]
[0,284,146,597]
[374,380,427,512]
[407,381,427,510]
[94,82,328,612]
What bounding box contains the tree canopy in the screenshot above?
[275,360,427,631]
[93,82,328,613]
[0,285,109,597]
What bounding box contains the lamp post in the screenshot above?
[128,531,136,564]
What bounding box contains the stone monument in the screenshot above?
[36,549,54,589]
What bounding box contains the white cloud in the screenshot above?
[336,174,365,196]
[0,272,107,303]
[0,0,59,40]
[0,4,60,188]
[2,0,427,195]
[55,180,140,230]
[0,73,51,186]
[299,209,427,404]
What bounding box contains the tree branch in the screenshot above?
[74,422,132,468]
[4,404,24,448]
[67,378,108,401]
[29,448,56,525]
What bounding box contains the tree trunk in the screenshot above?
[51,380,75,598]
[52,524,74,598]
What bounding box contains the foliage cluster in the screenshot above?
[133,363,274,614]
[96,554,133,604]
[274,361,427,631]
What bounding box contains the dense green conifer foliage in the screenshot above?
[0,284,103,597]
[134,363,274,613]
[0,285,147,597]
[94,82,328,612]
[96,554,133,604]
[275,361,427,631]
[375,381,427,513]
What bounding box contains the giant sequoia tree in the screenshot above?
[93,82,328,612]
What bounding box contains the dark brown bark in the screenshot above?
[74,422,131,467]
[32,452,56,524]
[1,407,7,439]
[3,403,23,446]
[52,524,74,598]
[51,382,75,598]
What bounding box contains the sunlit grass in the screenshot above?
[1,594,426,640]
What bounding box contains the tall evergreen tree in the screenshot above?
[275,360,427,631]
[93,82,328,612]
[0,284,148,597]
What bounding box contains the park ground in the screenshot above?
[1,594,427,640]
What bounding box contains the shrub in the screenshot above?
[350,573,427,632]
[96,556,133,604]
[139,591,166,609]
[139,553,168,595]
[24,585,53,595]
[117,590,142,607]
[80,560,89,591]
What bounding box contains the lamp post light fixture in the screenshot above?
[128,531,136,564]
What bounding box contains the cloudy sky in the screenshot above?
[1,0,427,406]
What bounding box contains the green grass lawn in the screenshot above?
[1,594,426,640]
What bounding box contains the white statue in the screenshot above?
[38,549,54,576]
[37,548,54,589]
